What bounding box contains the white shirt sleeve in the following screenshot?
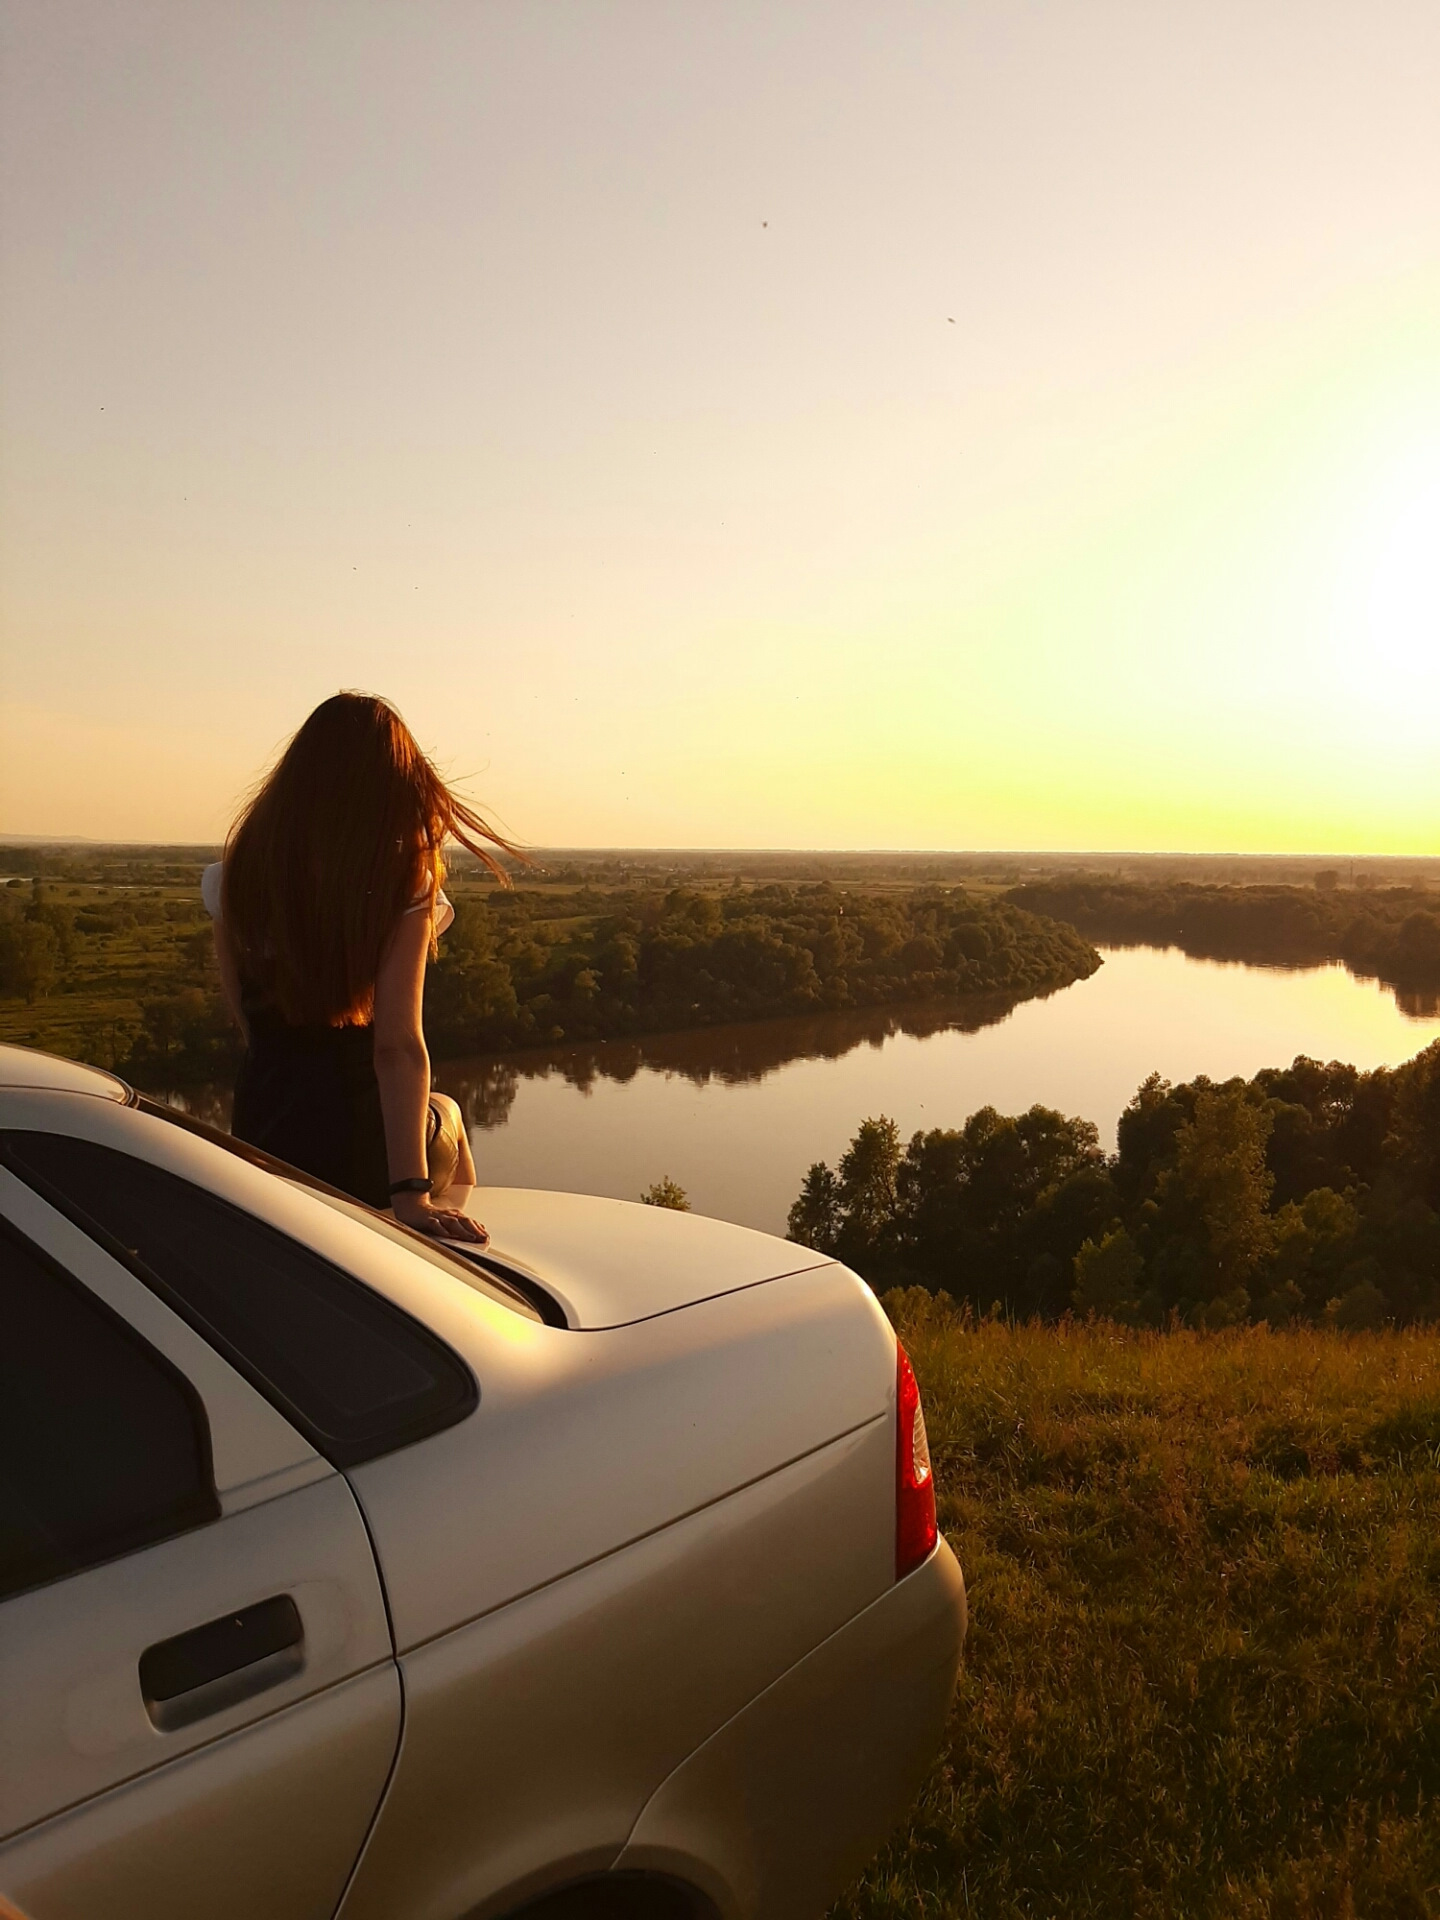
[406,887,454,937]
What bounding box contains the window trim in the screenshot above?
[0,1136,479,1470]
[0,1212,221,1601]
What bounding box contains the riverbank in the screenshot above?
[423,883,1100,1057]
[1010,878,1440,1013]
[832,1301,1440,1920]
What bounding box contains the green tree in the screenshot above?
[641,1177,691,1211]
[893,1105,1108,1312]
[1158,1084,1275,1302]
[1326,1275,1389,1330]
[25,892,77,965]
[0,920,58,1003]
[1072,1227,1144,1321]
[836,1116,902,1252]
[425,901,521,1051]
[1265,1186,1360,1316]
[787,1162,842,1251]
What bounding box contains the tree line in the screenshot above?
[1008,878,1440,1006]
[789,1043,1440,1328]
[422,884,1100,1055]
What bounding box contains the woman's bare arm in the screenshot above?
[372,909,484,1241]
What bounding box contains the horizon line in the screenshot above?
[2,836,1437,864]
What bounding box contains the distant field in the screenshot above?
[832,1301,1440,1920]
[0,869,216,1070]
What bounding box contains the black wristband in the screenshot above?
[389,1176,433,1196]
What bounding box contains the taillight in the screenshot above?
[895,1341,937,1580]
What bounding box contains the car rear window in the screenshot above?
[1,1132,478,1468]
[136,1096,545,1323]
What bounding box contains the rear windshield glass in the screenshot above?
[136,1097,542,1322]
[1,1132,478,1468]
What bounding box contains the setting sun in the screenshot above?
[1357,452,1440,679]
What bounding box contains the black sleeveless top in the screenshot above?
[231,988,390,1209]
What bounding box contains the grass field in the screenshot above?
[834,1299,1440,1920]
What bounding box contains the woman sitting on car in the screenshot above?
[203,691,511,1241]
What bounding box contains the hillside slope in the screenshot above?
[833,1302,1440,1920]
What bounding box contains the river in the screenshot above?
[427,946,1440,1237]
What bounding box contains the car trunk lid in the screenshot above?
[449,1185,832,1329]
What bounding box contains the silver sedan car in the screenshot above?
[0,1044,965,1920]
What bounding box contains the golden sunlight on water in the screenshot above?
[436,947,1440,1237]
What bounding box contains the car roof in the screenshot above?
[0,1043,131,1101]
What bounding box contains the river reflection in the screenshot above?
[159,989,1034,1136]
[436,990,1034,1131]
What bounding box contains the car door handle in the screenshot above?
[140,1595,305,1731]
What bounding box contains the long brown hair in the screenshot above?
[222,692,516,1025]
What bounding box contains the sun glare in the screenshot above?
[1354,446,1440,679]
[1301,418,1440,750]
[1366,472,1440,665]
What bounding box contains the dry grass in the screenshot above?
[834,1298,1440,1920]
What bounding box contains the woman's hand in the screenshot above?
[392,1189,489,1244]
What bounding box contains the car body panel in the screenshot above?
[0,1045,127,1100]
[619,1541,967,1920]
[349,1258,896,1651]
[0,1472,394,1836]
[453,1186,831,1327]
[337,1420,894,1920]
[0,1666,400,1920]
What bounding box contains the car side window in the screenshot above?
[1,1132,477,1468]
[0,1219,220,1602]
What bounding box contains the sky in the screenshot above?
[2,1,1439,852]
